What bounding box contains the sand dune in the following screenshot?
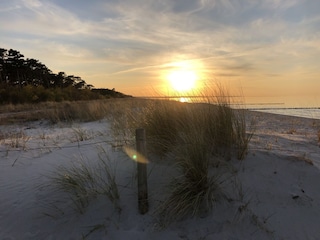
[0,112,319,239]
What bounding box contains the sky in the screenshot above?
[1,0,320,106]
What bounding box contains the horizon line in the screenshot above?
[134,95,243,98]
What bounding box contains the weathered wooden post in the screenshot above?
[136,128,148,214]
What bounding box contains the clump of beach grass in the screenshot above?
[71,127,92,143]
[142,100,187,156]
[156,124,228,225]
[142,87,253,161]
[108,98,151,147]
[233,109,255,160]
[145,87,253,223]
[47,150,120,215]
[2,130,30,151]
[108,86,253,224]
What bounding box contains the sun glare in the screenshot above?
[167,70,197,92]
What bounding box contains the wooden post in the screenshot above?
[136,128,148,214]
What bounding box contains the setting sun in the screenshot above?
[167,70,197,92]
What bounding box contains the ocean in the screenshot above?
[240,96,320,120]
[139,96,320,120]
[251,108,320,120]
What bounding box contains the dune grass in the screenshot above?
[142,95,252,223]
[107,88,253,223]
[156,129,228,225]
[45,100,113,123]
[48,150,120,215]
[140,94,252,161]
[0,99,132,124]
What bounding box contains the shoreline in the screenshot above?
[249,108,320,121]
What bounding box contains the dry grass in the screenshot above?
[105,87,253,224]
[138,91,252,162]
[47,149,120,215]
[156,129,227,225]
[233,109,255,160]
[0,99,128,124]
[106,87,253,224]
[70,127,93,143]
[45,100,113,123]
[107,98,152,148]
[1,130,30,151]
[150,102,249,223]
[142,100,188,156]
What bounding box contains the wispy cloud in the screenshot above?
[1,0,89,36]
[0,5,21,13]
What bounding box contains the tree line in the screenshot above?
[0,48,130,104]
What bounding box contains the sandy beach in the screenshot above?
[0,111,320,240]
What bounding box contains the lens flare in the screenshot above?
[123,146,149,164]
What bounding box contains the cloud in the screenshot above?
[23,0,42,8]
[1,0,89,37]
[261,0,303,10]
[0,5,21,13]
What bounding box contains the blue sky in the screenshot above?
[1,0,319,105]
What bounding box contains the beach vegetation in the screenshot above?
[48,150,120,215]
[109,86,253,224]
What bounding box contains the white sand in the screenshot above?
[0,112,320,239]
